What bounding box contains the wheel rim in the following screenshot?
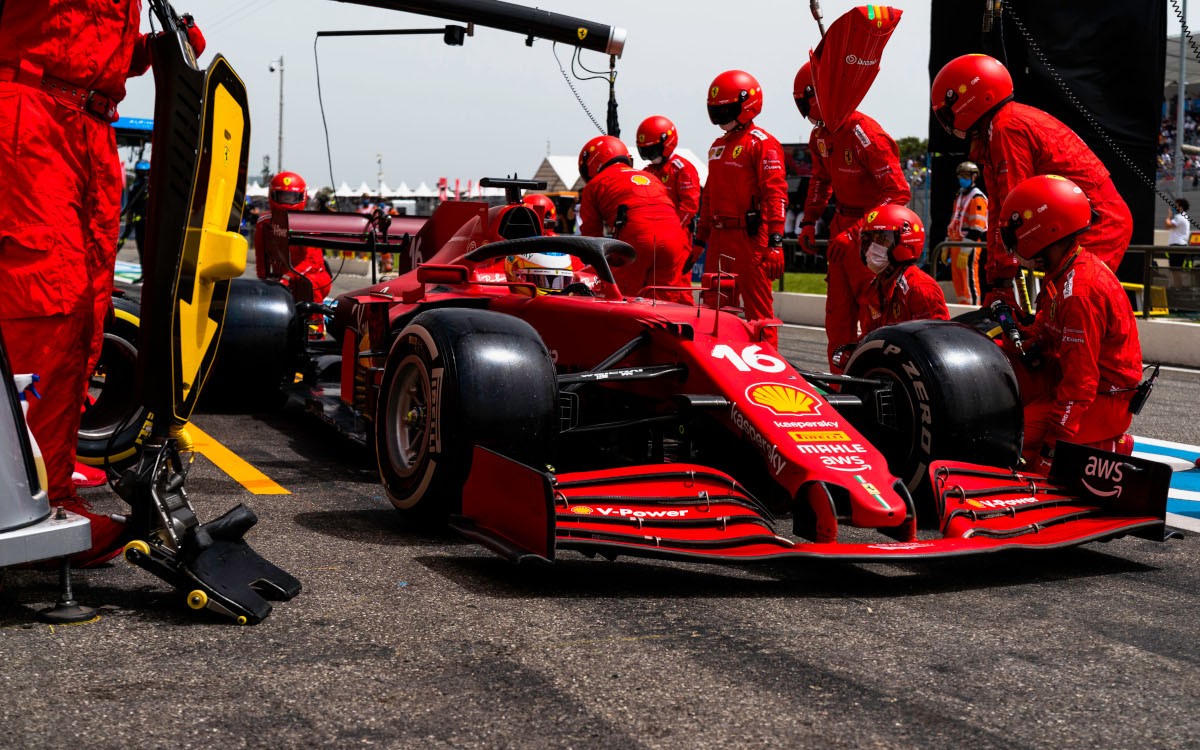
[385,355,432,479]
[79,332,144,441]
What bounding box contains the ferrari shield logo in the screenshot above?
[732,145,743,159]
[577,27,588,41]
[844,149,853,166]
[710,85,720,99]
[816,139,828,158]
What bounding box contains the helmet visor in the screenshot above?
[520,268,573,291]
[270,188,306,206]
[707,102,741,126]
[637,142,664,162]
[795,96,811,119]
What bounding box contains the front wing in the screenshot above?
[450,443,1170,565]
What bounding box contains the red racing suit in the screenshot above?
[859,264,949,336]
[1018,248,1142,471]
[644,154,701,230]
[254,214,334,304]
[0,0,152,511]
[579,164,692,304]
[803,111,911,366]
[697,122,788,345]
[979,102,1132,294]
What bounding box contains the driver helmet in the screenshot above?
[505,252,574,296]
[269,171,308,212]
[860,203,925,267]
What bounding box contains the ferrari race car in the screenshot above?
[88,179,1172,566]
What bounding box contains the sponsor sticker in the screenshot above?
[788,430,850,443]
[631,174,651,186]
[569,505,594,515]
[732,145,743,159]
[966,497,1039,510]
[855,474,890,510]
[745,383,821,416]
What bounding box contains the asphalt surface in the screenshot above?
[2,273,1199,749]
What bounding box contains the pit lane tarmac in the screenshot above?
[2,305,1200,749]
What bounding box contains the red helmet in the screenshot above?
[792,63,822,123]
[999,175,1093,259]
[578,135,631,182]
[522,193,558,230]
[931,54,1013,138]
[861,204,925,264]
[636,115,678,162]
[707,70,763,127]
[269,171,308,212]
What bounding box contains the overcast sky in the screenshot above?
[122,1,1200,190]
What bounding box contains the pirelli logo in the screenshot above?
[789,430,851,443]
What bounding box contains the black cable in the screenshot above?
[572,47,610,80]
[1170,0,1200,65]
[313,35,338,192]
[552,42,605,135]
[1007,3,1194,226]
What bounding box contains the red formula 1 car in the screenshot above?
[90,179,1173,566]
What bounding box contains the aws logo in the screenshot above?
[1082,456,1126,497]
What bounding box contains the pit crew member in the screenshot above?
[793,62,911,368]
[932,54,1133,307]
[830,205,948,370]
[577,135,692,304]
[944,161,987,304]
[696,70,788,345]
[638,115,703,285]
[0,2,203,566]
[997,175,1141,474]
[254,171,334,334]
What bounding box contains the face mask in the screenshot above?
[866,242,891,274]
[1016,253,1046,273]
[958,177,973,189]
[720,121,738,132]
[651,156,664,165]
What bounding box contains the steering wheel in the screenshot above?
[462,235,636,285]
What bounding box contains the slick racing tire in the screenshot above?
[377,308,558,523]
[201,278,299,410]
[77,295,155,472]
[844,320,1021,522]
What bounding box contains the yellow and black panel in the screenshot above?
[140,40,250,433]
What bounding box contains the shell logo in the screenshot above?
[569,505,594,515]
[1022,209,1033,220]
[631,174,651,186]
[958,84,968,94]
[746,383,821,416]
[710,86,720,99]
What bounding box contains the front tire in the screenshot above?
[376,308,558,522]
[844,320,1022,520]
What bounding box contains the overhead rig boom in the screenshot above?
[331,0,626,56]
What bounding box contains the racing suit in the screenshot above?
[945,186,987,304]
[645,153,702,289]
[1018,248,1142,473]
[859,264,949,337]
[0,1,153,565]
[803,111,911,367]
[253,214,334,304]
[979,102,1132,303]
[697,122,789,345]
[579,165,692,304]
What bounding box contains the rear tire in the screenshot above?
[376,308,558,523]
[843,320,1022,522]
[201,278,299,410]
[77,295,154,472]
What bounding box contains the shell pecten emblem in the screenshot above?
[630,174,651,186]
[569,505,594,515]
[746,383,821,416]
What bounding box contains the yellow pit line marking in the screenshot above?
[188,424,290,495]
